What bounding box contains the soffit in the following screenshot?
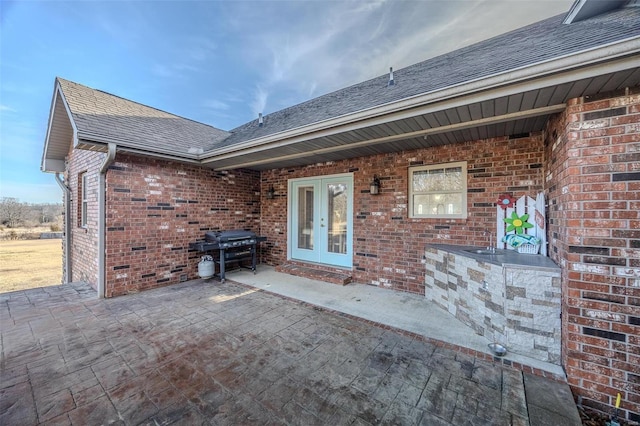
[202,66,640,171]
[218,6,640,150]
[42,78,235,172]
[41,90,74,172]
[41,4,640,173]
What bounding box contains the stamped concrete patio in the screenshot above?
[1,276,581,425]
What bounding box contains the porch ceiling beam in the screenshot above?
[213,104,566,170]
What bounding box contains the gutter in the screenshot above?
[98,143,117,298]
[215,104,567,170]
[76,134,202,163]
[55,173,72,284]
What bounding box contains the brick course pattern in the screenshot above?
[103,154,260,297]
[60,87,639,421]
[545,89,640,422]
[66,149,106,288]
[260,135,544,295]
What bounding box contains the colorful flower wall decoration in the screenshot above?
[497,193,515,209]
[504,211,533,234]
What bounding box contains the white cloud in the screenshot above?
[81,1,153,48]
[0,104,15,112]
[203,99,229,111]
[251,85,268,117]
[152,63,201,79]
[184,36,217,62]
[230,0,573,116]
[152,64,174,78]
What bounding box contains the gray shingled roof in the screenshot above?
[57,78,230,156]
[47,2,639,166]
[219,6,640,149]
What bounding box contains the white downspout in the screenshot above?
[55,173,72,284]
[98,143,117,298]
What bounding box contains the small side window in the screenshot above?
[408,161,467,219]
[79,172,88,227]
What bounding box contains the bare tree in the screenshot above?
[39,203,63,224]
[0,197,28,228]
[0,198,63,229]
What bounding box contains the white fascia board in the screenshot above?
[57,84,79,149]
[41,85,58,172]
[78,132,198,161]
[117,146,203,165]
[201,36,640,162]
[213,104,567,170]
[204,51,639,165]
[42,159,66,173]
[75,137,202,165]
[41,81,78,172]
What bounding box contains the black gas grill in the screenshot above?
[189,230,266,282]
[205,230,257,248]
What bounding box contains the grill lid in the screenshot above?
[205,230,256,242]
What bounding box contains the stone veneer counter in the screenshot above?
[428,244,560,269]
[425,244,562,364]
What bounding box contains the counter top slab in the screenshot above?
[428,244,560,271]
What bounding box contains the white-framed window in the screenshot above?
[408,161,467,219]
[79,172,88,227]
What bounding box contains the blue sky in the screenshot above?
[0,0,573,204]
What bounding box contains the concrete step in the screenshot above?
[524,373,581,426]
[275,263,352,286]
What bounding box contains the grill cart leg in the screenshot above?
[219,248,226,282]
[252,244,257,274]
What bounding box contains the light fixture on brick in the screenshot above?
[370,175,380,195]
[266,185,275,199]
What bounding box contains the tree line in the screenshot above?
[0,197,63,229]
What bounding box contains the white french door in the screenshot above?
[289,174,353,268]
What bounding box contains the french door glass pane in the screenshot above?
[327,183,347,254]
[297,186,314,250]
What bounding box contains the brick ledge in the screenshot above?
[275,262,352,286]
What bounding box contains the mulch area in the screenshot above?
[579,406,637,426]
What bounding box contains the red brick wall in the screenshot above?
[66,149,105,289]
[260,134,545,294]
[545,89,640,422]
[104,154,260,297]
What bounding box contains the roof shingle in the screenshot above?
[57,78,230,156]
[53,4,640,159]
[220,6,640,148]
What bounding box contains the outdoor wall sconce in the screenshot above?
[370,175,381,195]
[266,185,276,199]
